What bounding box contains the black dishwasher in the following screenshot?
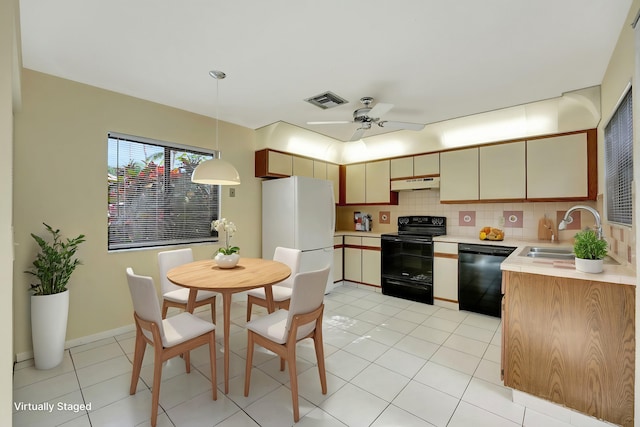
[458,243,515,318]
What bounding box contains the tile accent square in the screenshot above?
[503,211,523,228]
[379,211,391,224]
[459,211,476,227]
[557,210,581,230]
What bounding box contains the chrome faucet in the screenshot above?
[558,205,603,240]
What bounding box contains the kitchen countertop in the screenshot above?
[334,230,383,237]
[435,235,636,286]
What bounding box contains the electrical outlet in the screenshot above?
[229,188,235,197]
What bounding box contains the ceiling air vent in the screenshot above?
[304,91,348,109]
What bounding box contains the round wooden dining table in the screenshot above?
[167,257,291,393]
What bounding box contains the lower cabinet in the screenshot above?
[433,242,459,309]
[333,236,343,283]
[343,235,381,287]
[502,271,635,426]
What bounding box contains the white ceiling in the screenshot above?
[18,0,632,142]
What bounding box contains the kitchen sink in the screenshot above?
[519,246,619,264]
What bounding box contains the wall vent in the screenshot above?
[304,91,348,109]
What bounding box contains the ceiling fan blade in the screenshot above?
[378,120,425,131]
[307,120,353,125]
[349,127,367,141]
[367,102,394,119]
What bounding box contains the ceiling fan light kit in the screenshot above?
[308,96,425,141]
[191,70,241,186]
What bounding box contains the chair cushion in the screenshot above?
[246,310,289,344]
[246,285,292,302]
[161,312,215,347]
[163,288,216,304]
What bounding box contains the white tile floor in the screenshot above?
[12,283,601,427]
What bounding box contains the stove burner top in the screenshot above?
[392,215,447,237]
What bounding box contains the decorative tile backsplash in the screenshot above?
[336,190,634,269]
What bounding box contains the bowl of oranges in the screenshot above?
[479,227,504,241]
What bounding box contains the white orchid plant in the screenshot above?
[211,218,239,255]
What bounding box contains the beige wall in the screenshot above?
[595,1,639,424]
[2,0,18,422]
[12,70,262,357]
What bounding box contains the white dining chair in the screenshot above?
[246,246,301,321]
[158,248,217,323]
[125,268,217,427]
[244,265,330,422]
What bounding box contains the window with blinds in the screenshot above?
[605,87,633,226]
[107,132,220,250]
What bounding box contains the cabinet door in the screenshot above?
[413,153,440,176]
[345,164,366,204]
[313,160,327,179]
[333,247,343,282]
[292,156,314,177]
[527,133,588,198]
[440,148,479,201]
[390,157,413,179]
[344,247,362,282]
[267,151,292,176]
[327,163,340,204]
[480,142,525,200]
[362,249,381,286]
[433,242,459,303]
[365,160,390,203]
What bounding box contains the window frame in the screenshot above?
[107,132,221,251]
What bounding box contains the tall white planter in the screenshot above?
[31,290,69,370]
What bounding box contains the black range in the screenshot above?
[381,215,447,304]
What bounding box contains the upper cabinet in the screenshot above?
[342,160,397,205]
[345,163,366,204]
[527,132,594,200]
[390,153,439,179]
[413,153,440,176]
[327,163,340,203]
[292,156,314,177]
[255,149,292,177]
[440,148,479,202]
[479,142,526,200]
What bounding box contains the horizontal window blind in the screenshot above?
[605,88,633,226]
[107,133,220,250]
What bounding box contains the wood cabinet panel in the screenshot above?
[479,142,525,200]
[344,247,362,282]
[413,153,439,176]
[267,150,292,176]
[361,249,381,286]
[503,271,635,426]
[440,148,479,201]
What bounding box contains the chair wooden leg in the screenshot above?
[161,301,169,320]
[210,298,216,324]
[246,296,253,322]
[209,331,217,401]
[313,330,328,394]
[244,331,255,397]
[130,331,146,395]
[151,347,163,427]
[287,344,300,422]
[184,350,191,373]
[280,357,285,371]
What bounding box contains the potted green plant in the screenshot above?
[573,229,608,273]
[25,223,85,369]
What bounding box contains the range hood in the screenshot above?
[391,177,440,191]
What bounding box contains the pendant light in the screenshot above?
[191,70,241,185]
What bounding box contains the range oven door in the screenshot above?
[381,235,434,304]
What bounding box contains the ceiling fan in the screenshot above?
[308,97,425,141]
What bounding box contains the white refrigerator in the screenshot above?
[262,176,336,293]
